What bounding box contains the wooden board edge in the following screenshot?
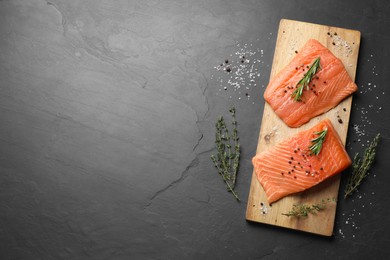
[280,18,361,38]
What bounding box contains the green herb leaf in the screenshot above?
[308,127,328,156]
[344,133,381,198]
[211,107,241,201]
[282,198,336,217]
[292,57,321,102]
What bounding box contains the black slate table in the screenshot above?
[1,0,389,259]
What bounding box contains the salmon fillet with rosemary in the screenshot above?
[264,39,358,128]
[252,119,351,204]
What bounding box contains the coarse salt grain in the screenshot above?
[212,39,265,101]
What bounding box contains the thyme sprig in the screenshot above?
[282,198,336,217]
[210,107,240,201]
[292,57,321,101]
[308,128,328,156]
[344,133,381,198]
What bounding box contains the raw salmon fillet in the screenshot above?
[252,119,351,204]
[264,39,358,128]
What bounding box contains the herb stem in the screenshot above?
[210,156,240,200]
[292,57,321,102]
[282,198,336,217]
[211,107,241,201]
[308,128,328,156]
[344,133,381,198]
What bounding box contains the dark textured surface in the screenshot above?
[1,0,389,259]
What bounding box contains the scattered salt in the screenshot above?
[212,39,266,101]
[259,202,270,215]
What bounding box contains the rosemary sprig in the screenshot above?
[282,198,336,217]
[308,128,328,156]
[344,133,381,198]
[210,107,241,201]
[292,57,321,101]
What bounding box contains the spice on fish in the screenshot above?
[292,57,321,102]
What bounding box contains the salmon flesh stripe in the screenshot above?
[264,39,358,128]
[252,119,351,204]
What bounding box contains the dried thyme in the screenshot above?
[211,107,240,201]
[282,198,336,217]
[344,133,381,198]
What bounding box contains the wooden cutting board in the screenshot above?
[245,19,361,236]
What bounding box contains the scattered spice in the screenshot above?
[264,127,278,144]
[327,30,353,57]
[292,57,321,101]
[213,40,265,101]
[260,202,269,215]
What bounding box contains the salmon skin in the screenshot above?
[264,39,358,128]
[252,119,351,204]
